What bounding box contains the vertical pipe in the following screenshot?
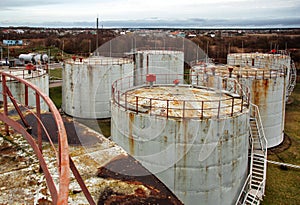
[136,96,139,114]
[166,100,169,119]
[182,100,186,118]
[2,74,9,135]
[241,97,244,113]
[25,85,28,106]
[149,98,152,115]
[201,101,204,119]
[125,92,127,111]
[217,101,221,119]
[36,92,42,154]
[231,98,234,117]
[118,91,120,107]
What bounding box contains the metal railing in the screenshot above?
[65,56,134,65]
[286,60,297,101]
[112,74,250,119]
[250,103,268,155]
[0,66,48,80]
[191,65,287,80]
[227,52,292,69]
[235,103,268,205]
[0,71,95,205]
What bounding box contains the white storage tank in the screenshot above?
[133,50,184,85]
[227,52,296,100]
[227,52,291,70]
[111,73,250,205]
[62,56,134,119]
[191,65,286,148]
[0,67,49,111]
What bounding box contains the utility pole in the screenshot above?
[0,47,2,61]
[96,15,99,56]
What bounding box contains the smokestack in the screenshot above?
[96,16,99,56]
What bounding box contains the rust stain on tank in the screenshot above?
[252,79,269,106]
[129,112,135,155]
[263,79,269,99]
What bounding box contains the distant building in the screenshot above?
[3,40,23,46]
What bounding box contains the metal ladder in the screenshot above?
[286,60,297,101]
[236,104,267,205]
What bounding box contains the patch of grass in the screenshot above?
[49,68,62,79]
[49,86,62,108]
[262,80,300,205]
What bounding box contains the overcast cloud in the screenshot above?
[0,0,300,27]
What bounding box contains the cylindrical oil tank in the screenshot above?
[134,50,184,85]
[227,53,291,70]
[111,74,250,205]
[0,68,49,111]
[191,65,286,148]
[62,56,134,119]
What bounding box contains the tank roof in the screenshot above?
[118,85,247,119]
[65,56,133,65]
[136,49,183,55]
[228,52,291,59]
[192,65,285,79]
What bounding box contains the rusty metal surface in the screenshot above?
[1,109,184,204]
[112,74,249,119]
[191,64,287,148]
[97,155,183,205]
[62,56,134,119]
[227,52,291,70]
[111,83,250,204]
[0,71,70,204]
[0,68,49,111]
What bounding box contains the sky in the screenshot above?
[0,0,300,28]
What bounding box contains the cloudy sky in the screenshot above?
[0,0,300,28]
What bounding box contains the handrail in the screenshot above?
[235,113,255,205]
[286,60,297,100]
[0,71,96,205]
[1,67,48,80]
[235,103,268,205]
[191,65,286,80]
[112,74,250,119]
[248,179,266,205]
[250,103,267,196]
[64,56,133,65]
[236,175,251,205]
[0,71,70,204]
[250,103,268,153]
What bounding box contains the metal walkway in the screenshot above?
[236,104,268,205]
[0,71,95,204]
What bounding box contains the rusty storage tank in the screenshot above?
[0,67,49,110]
[227,52,296,100]
[111,73,250,205]
[191,65,286,148]
[62,56,134,119]
[134,50,184,85]
[227,52,291,70]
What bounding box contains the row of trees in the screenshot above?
[0,29,116,60]
[191,34,300,66]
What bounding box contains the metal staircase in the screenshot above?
[236,104,267,205]
[286,60,297,101]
